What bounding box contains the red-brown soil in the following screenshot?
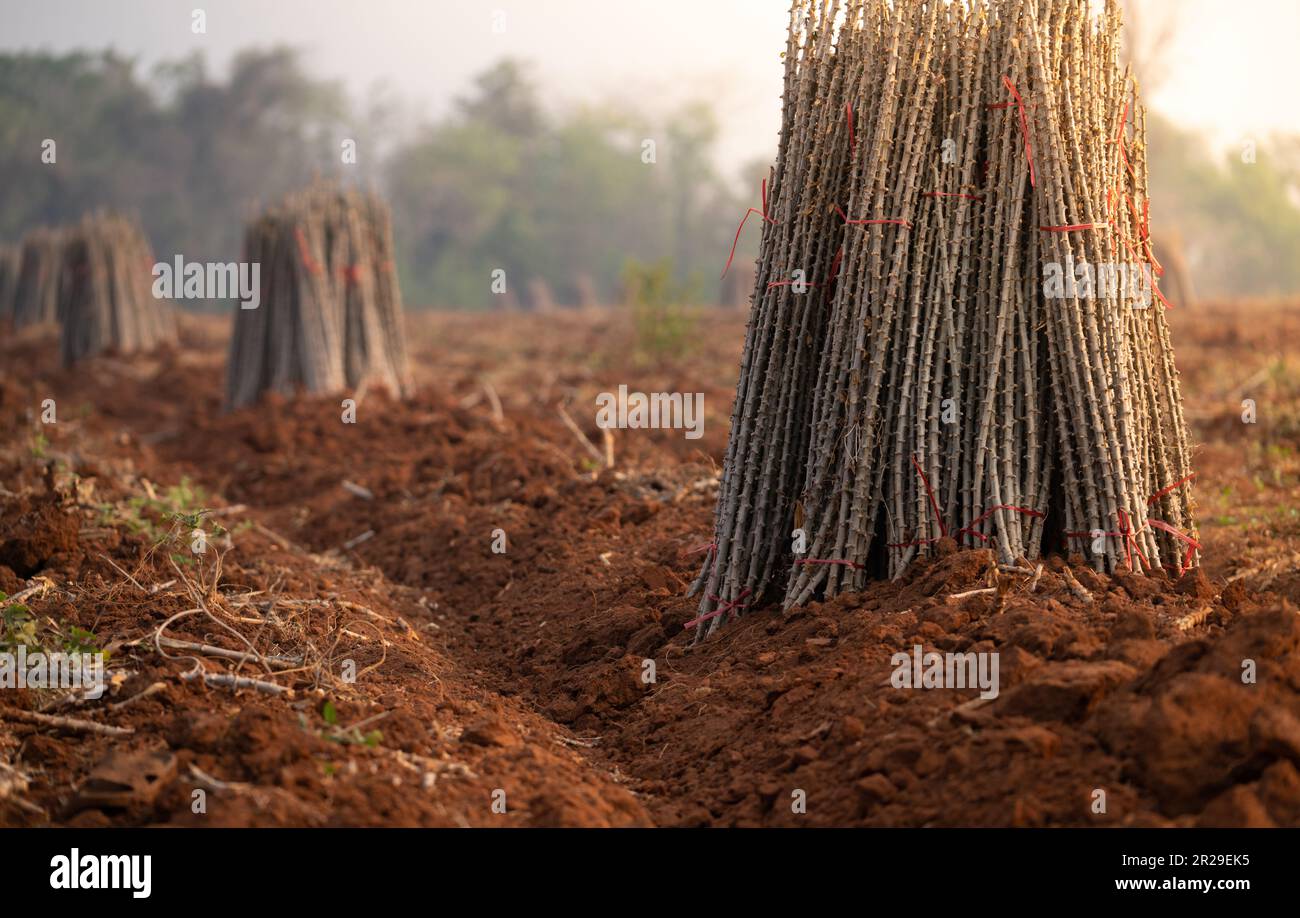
[2,303,1300,827]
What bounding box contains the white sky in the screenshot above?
[1,0,1296,171]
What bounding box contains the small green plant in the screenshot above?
[349,730,384,748]
[63,626,101,655]
[159,478,210,528]
[97,477,221,546]
[318,700,382,747]
[29,433,49,459]
[0,594,38,651]
[0,593,106,659]
[622,258,699,362]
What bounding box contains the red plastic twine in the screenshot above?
[681,538,744,630]
[886,456,1044,548]
[775,246,851,302]
[1115,230,1174,309]
[823,245,844,294]
[998,76,1036,188]
[834,204,912,229]
[1118,509,1149,571]
[1148,469,1202,573]
[1140,198,1165,277]
[887,460,946,548]
[913,454,948,539]
[1124,195,1173,306]
[294,227,323,275]
[1067,516,1198,575]
[1064,473,1199,574]
[1148,471,1196,505]
[954,505,1046,543]
[821,246,845,303]
[1110,104,1175,306]
[1106,102,1171,306]
[1040,210,1174,309]
[1147,518,1201,574]
[1039,222,1110,232]
[1126,194,1165,278]
[722,179,777,279]
[684,588,751,630]
[1115,102,1137,183]
[1067,511,1148,571]
[768,247,845,291]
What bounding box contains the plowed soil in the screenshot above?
[3,303,1300,827]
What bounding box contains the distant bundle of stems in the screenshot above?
[0,244,18,324]
[694,0,1195,639]
[7,227,65,329]
[59,212,176,365]
[226,184,410,409]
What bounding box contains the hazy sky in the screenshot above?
[2,0,1296,171]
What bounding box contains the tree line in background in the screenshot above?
[0,46,1297,308]
[0,49,757,311]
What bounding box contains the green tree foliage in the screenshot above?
[0,51,159,238]
[0,48,353,308]
[0,51,755,310]
[1148,112,1300,298]
[385,59,750,309]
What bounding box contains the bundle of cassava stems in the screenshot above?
[226,184,410,409]
[59,213,176,366]
[0,213,176,365]
[693,0,1196,639]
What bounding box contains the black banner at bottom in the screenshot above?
[4,827,1285,906]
